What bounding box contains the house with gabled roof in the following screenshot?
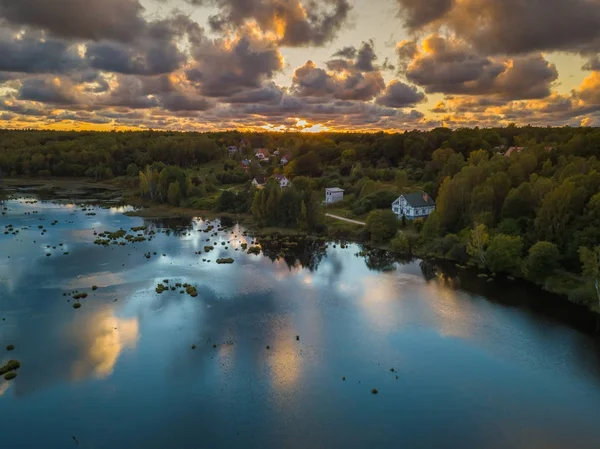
[273,174,290,188]
[252,175,266,188]
[392,191,436,219]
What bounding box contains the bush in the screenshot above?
[390,234,413,255]
[485,234,523,274]
[523,241,561,282]
[365,210,398,244]
[4,372,16,380]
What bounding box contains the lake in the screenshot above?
[1,196,600,449]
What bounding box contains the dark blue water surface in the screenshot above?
[2,197,600,449]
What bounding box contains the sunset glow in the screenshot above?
[0,0,598,131]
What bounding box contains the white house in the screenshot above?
[392,191,436,219]
[325,187,344,204]
[273,174,291,188]
[255,148,271,160]
[252,175,266,188]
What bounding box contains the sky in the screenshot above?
[0,0,599,132]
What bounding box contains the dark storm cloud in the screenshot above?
[375,80,426,108]
[187,34,284,97]
[328,41,378,72]
[396,0,600,55]
[226,83,284,104]
[85,15,201,75]
[198,0,351,47]
[332,46,357,59]
[0,28,84,74]
[17,77,82,105]
[0,0,146,42]
[404,36,558,100]
[396,0,454,30]
[292,60,385,101]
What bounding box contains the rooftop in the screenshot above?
[402,191,435,207]
[326,187,345,193]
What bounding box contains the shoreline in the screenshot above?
[4,177,597,315]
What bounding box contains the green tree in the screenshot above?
[395,170,409,189]
[167,181,181,206]
[297,200,308,231]
[467,223,489,267]
[579,246,600,308]
[365,210,398,244]
[422,212,441,241]
[390,233,413,255]
[485,234,523,273]
[523,241,560,282]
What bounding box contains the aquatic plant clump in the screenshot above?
[0,359,20,375]
[4,371,16,380]
[216,258,234,264]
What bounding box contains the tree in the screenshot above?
[391,233,413,255]
[535,181,585,243]
[139,166,158,201]
[167,181,181,206]
[297,200,308,231]
[523,241,560,282]
[217,190,236,212]
[395,170,409,189]
[579,246,600,308]
[422,212,441,241]
[485,234,523,273]
[467,223,489,266]
[365,210,398,244]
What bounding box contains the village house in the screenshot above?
[392,191,436,219]
[505,147,525,157]
[241,159,251,170]
[280,153,292,165]
[255,148,271,160]
[227,145,239,156]
[273,174,290,188]
[325,187,344,204]
[252,175,266,188]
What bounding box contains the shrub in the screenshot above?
[523,241,560,283]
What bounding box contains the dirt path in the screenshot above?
[325,214,366,226]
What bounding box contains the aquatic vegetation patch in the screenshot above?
[216,258,234,264]
[0,359,20,375]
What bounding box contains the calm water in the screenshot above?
[1,197,600,449]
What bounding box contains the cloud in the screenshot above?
[187,31,284,97]
[292,60,385,100]
[16,77,84,105]
[396,0,600,55]
[0,0,146,42]
[403,35,558,100]
[375,80,426,108]
[396,0,454,30]
[203,0,351,47]
[85,15,200,75]
[0,27,84,74]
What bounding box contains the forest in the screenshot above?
[1,125,600,310]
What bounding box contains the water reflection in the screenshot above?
[68,309,139,380]
[3,196,600,449]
